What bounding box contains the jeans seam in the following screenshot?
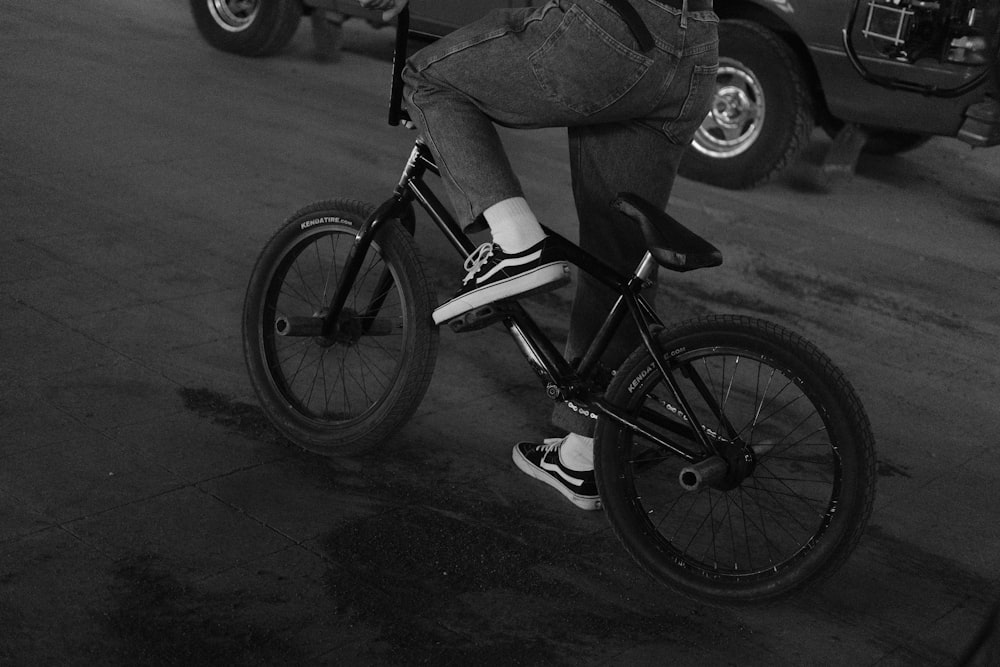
[411,6,557,73]
[679,39,718,56]
[411,26,514,73]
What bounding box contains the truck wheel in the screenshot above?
[190,0,302,57]
[679,20,815,190]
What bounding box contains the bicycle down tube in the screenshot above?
[328,143,718,462]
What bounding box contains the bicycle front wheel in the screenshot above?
[595,315,876,604]
[242,199,439,456]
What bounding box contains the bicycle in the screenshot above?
[241,7,877,605]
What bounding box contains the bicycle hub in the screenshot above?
[679,441,762,492]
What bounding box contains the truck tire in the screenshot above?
[679,20,815,190]
[190,0,302,57]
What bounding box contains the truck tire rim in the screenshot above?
[691,60,765,159]
[206,0,260,33]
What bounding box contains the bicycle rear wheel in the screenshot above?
[595,315,876,604]
[242,199,439,455]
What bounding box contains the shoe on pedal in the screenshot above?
[432,239,570,325]
[512,439,601,511]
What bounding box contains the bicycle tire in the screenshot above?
[595,315,876,604]
[242,199,439,456]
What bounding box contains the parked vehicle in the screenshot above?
[680,0,999,188]
[188,0,518,55]
[190,0,1000,189]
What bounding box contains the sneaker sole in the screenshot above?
[433,262,570,325]
[512,445,601,511]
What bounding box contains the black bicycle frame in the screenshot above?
[315,139,717,462]
[311,5,718,461]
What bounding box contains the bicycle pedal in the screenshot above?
[447,302,516,333]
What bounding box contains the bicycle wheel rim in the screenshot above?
[259,224,410,428]
[616,344,844,585]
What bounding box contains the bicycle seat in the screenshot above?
[612,193,723,272]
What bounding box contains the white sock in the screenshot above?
[483,197,545,254]
[558,432,594,472]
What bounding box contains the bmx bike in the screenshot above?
[241,6,877,604]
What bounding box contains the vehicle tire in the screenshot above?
[679,20,815,190]
[861,129,931,155]
[594,315,876,604]
[242,199,439,456]
[190,0,302,57]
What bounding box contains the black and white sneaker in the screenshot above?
[432,239,570,325]
[512,439,601,511]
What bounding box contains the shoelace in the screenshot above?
[537,436,566,453]
[462,242,495,285]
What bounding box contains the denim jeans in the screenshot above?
[403,0,718,434]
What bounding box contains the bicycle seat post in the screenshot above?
[634,251,658,283]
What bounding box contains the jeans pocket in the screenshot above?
[662,62,718,143]
[529,4,653,116]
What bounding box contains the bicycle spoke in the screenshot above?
[261,225,413,423]
[741,476,827,533]
[279,274,317,311]
[323,233,340,302]
[291,254,322,307]
[621,343,845,578]
[597,317,874,601]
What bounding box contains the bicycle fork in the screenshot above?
[271,194,411,341]
[278,146,431,342]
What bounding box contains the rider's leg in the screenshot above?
[401,1,719,501]
[569,121,698,368]
[404,52,571,324]
[541,53,717,488]
[513,122,684,510]
[550,120,690,438]
[518,121,690,511]
[402,0,717,228]
[402,0,716,323]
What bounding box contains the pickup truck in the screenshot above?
[190,0,1000,188]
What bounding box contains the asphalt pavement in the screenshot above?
[2,1,999,665]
